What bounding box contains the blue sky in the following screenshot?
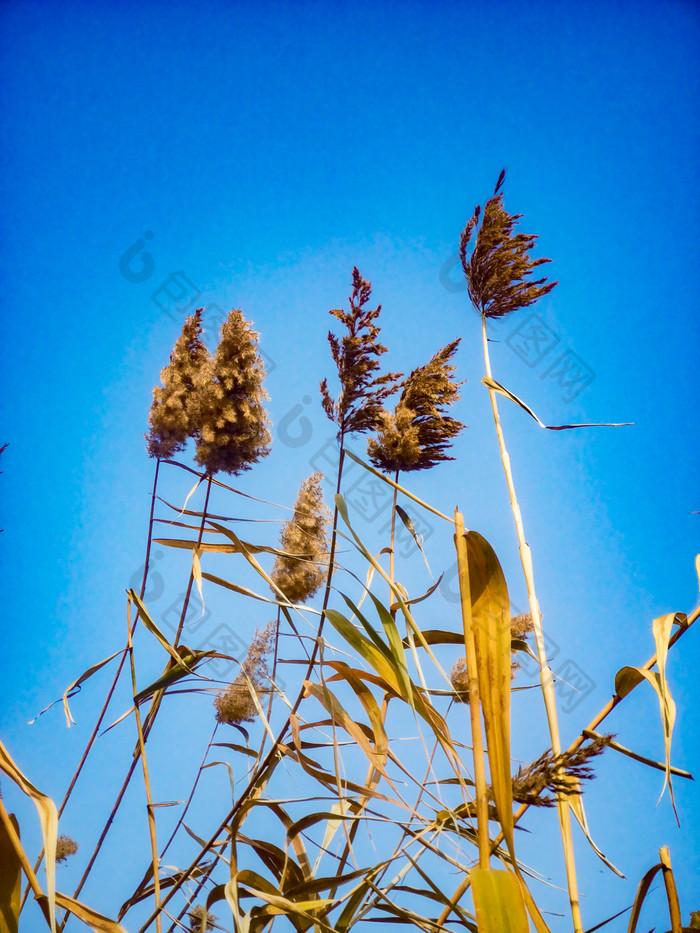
[1,0,698,929]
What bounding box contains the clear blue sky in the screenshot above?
[1,0,698,929]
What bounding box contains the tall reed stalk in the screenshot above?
[481,316,583,931]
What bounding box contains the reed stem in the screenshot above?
[127,601,162,932]
[454,508,491,868]
[481,314,583,931]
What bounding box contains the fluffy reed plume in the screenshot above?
[195,308,272,476]
[146,309,211,458]
[459,170,557,319]
[509,611,534,677]
[509,735,612,807]
[321,267,401,438]
[189,905,217,931]
[270,473,331,603]
[55,835,79,863]
[367,339,465,473]
[451,611,535,697]
[214,620,276,725]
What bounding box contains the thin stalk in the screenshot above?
[140,443,348,931]
[21,458,162,918]
[171,474,213,648]
[127,727,218,927]
[127,602,162,933]
[454,508,490,868]
[481,314,583,931]
[659,846,682,933]
[321,469,398,910]
[253,606,282,766]
[389,470,398,585]
[66,471,212,915]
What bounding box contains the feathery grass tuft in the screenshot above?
[188,904,217,931]
[270,473,331,603]
[55,835,79,863]
[320,267,401,437]
[367,339,465,473]
[214,620,276,725]
[459,170,557,319]
[510,735,612,807]
[146,309,211,459]
[195,308,272,476]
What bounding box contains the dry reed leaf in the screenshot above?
[128,589,191,668]
[27,649,122,728]
[469,868,528,932]
[615,612,680,819]
[0,739,57,932]
[565,776,624,878]
[50,892,127,933]
[155,536,322,564]
[303,681,389,777]
[482,377,633,430]
[465,530,514,860]
[344,449,454,523]
[0,811,21,933]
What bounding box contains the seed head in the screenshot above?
[459,171,557,319]
[56,835,79,862]
[368,340,465,473]
[320,267,401,438]
[189,904,217,931]
[214,620,276,726]
[271,473,331,603]
[146,309,211,459]
[195,308,272,476]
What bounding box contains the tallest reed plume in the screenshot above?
[459,171,588,932]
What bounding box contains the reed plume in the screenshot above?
[214,620,276,725]
[55,835,79,863]
[367,339,465,473]
[270,473,331,604]
[146,309,211,459]
[320,267,401,438]
[189,905,217,931]
[195,308,272,476]
[459,170,557,319]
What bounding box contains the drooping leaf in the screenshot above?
[50,892,127,933]
[344,449,454,523]
[482,376,633,430]
[27,649,123,728]
[0,740,57,932]
[127,590,192,668]
[615,612,679,818]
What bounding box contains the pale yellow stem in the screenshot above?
[481,315,583,932]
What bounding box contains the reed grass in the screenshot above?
[3,234,697,933]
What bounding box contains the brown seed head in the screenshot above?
[459,171,557,319]
[195,308,272,476]
[271,473,331,603]
[320,267,402,438]
[368,339,465,473]
[56,835,79,862]
[146,309,212,459]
